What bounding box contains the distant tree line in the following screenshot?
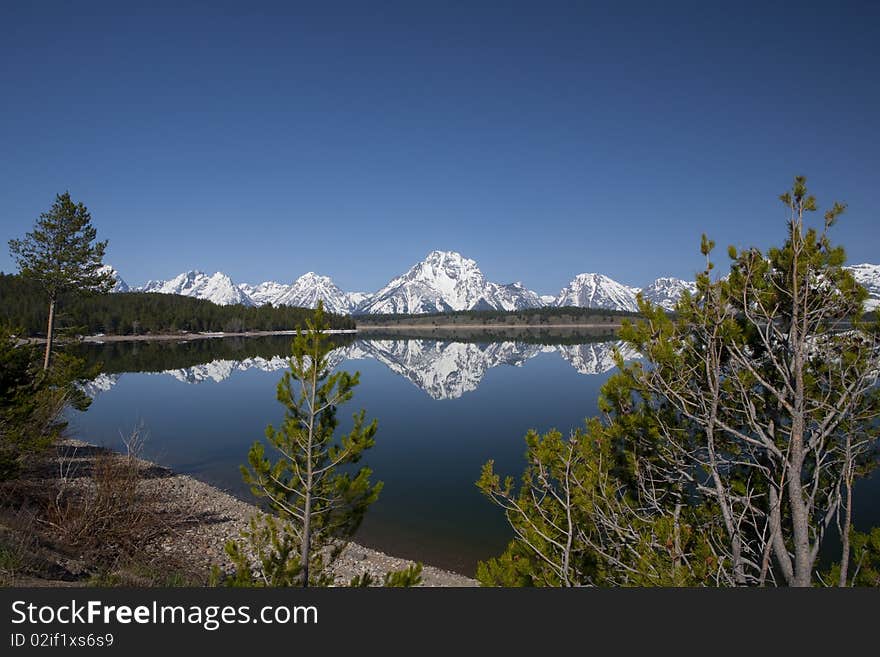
[355,306,638,327]
[0,273,355,336]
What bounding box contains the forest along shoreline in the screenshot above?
[18,323,624,344]
[0,438,475,587]
[20,329,358,344]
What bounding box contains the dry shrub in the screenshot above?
[45,430,166,570]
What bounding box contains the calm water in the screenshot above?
[68,333,880,575]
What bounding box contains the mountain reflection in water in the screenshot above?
[80,337,641,401]
[68,332,880,575]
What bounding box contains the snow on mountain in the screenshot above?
[99,265,130,293]
[346,291,372,308]
[639,277,698,311]
[238,276,360,313]
[554,273,640,312]
[116,257,880,315]
[846,264,880,311]
[271,272,355,314]
[134,269,357,313]
[138,271,253,306]
[358,250,543,314]
[358,251,486,314]
[479,282,545,311]
[237,281,290,306]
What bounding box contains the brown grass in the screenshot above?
[0,432,204,586]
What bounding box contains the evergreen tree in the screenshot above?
[0,327,94,479]
[477,420,717,586]
[478,177,880,586]
[231,301,382,586]
[8,193,112,368]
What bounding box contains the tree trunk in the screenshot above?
[300,357,319,587]
[839,446,854,587]
[768,485,794,585]
[43,298,55,370]
[300,486,312,587]
[787,220,813,587]
[787,443,812,586]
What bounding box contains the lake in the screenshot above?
[67,331,880,576]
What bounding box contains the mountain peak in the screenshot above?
[98,264,130,293]
[137,269,251,306]
[571,272,613,282]
[116,258,880,316]
[418,250,480,271]
[640,277,698,310]
[295,271,334,284]
[425,249,467,260]
[272,272,353,314]
[556,273,639,312]
[357,250,542,314]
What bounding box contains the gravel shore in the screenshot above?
[66,440,477,587]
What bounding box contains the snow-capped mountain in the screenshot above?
[109,257,880,315]
[357,250,543,314]
[347,291,371,307]
[271,272,356,315]
[237,281,290,306]
[639,277,698,311]
[138,271,253,306]
[480,282,545,311]
[846,264,880,311]
[358,251,489,314]
[130,269,359,312]
[240,276,365,313]
[99,265,129,292]
[554,273,640,312]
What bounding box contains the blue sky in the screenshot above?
[1,1,878,295]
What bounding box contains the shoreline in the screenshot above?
[357,323,623,330]
[23,329,358,344]
[23,324,622,344]
[64,440,477,587]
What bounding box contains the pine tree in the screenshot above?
[233,301,382,586]
[0,327,94,479]
[8,192,112,368]
[478,176,880,587]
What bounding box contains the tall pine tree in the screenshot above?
[8,192,112,368]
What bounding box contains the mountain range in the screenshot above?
[101,251,880,315]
